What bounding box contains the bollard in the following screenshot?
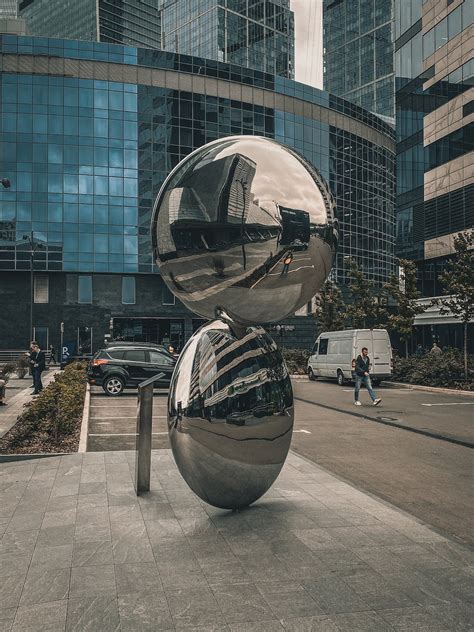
[134,372,165,495]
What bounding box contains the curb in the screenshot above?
[78,383,90,453]
[382,381,474,396]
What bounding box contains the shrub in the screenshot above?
[16,354,30,378]
[393,348,473,389]
[280,347,310,375]
[9,363,87,444]
[1,362,16,379]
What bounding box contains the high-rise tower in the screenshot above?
[159,0,294,78]
[19,0,161,49]
[323,0,394,123]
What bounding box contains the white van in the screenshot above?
[307,329,392,386]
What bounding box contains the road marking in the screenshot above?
[421,403,474,407]
[294,429,311,434]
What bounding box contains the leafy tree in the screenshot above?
[434,231,474,380]
[345,258,387,329]
[383,259,427,358]
[314,280,346,332]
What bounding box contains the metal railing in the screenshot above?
[134,372,165,495]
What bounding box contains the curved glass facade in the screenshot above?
[0,35,395,287]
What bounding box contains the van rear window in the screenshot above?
[319,339,328,355]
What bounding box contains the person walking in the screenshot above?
[30,343,46,395]
[281,251,293,276]
[0,368,8,406]
[48,344,56,365]
[415,343,424,356]
[354,347,381,407]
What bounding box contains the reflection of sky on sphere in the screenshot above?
[211,138,328,224]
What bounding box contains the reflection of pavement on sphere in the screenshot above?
[159,239,277,299]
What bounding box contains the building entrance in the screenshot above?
[112,318,185,351]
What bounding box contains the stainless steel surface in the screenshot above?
[134,372,165,495]
[167,320,294,509]
[152,136,338,327]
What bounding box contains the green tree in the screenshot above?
[314,280,346,332]
[345,258,387,329]
[434,231,474,380]
[383,259,426,358]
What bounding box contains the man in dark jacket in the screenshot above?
[354,347,381,406]
[30,343,46,394]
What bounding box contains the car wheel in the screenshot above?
[337,370,345,386]
[103,376,125,396]
[308,367,317,381]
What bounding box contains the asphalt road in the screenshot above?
[291,378,474,546]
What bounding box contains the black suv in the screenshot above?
[87,344,176,396]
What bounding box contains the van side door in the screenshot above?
[317,337,328,376]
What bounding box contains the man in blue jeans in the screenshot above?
[354,347,381,406]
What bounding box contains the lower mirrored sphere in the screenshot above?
[168,320,294,509]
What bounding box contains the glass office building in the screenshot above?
[323,0,395,123]
[394,0,473,349]
[160,0,295,78]
[19,0,162,49]
[0,35,395,350]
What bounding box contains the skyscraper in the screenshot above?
[323,0,394,123]
[0,0,18,16]
[395,0,473,348]
[19,0,161,49]
[159,0,295,78]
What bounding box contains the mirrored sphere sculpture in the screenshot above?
[167,320,294,509]
[152,136,337,509]
[152,136,338,326]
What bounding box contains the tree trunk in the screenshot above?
[405,339,408,359]
[464,321,468,381]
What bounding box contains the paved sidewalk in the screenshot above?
[0,370,58,439]
[0,450,472,631]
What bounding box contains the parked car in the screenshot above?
[307,329,393,386]
[87,344,176,395]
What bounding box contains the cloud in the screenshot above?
[291,0,323,89]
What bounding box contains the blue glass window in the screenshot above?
[122,276,136,304]
[78,275,92,303]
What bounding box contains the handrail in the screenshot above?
[134,372,165,495]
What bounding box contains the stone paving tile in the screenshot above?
[0,607,15,632]
[301,577,372,614]
[118,592,173,631]
[280,615,340,631]
[0,574,27,609]
[378,605,451,631]
[330,610,394,631]
[115,562,162,595]
[37,525,75,548]
[72,541,114,567]
[20,567,71,606]
[211,581,274,624]
[69,564,116,599]
[228,621,284,631]
[29,544,73,572]
[165,586,226,629]
[12,599,67,632]
[66,595,120,632]
[0,530,38,556]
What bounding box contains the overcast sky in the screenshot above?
[291,0,323,89]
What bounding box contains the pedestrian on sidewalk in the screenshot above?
[48,344,57,365]
[30,343,46,395]
[0,368,8,406]
[430,342,442,355]
[354,347,381,407]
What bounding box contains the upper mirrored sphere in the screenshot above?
[152,136,338,325]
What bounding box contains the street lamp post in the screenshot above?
[23,231,43,343]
